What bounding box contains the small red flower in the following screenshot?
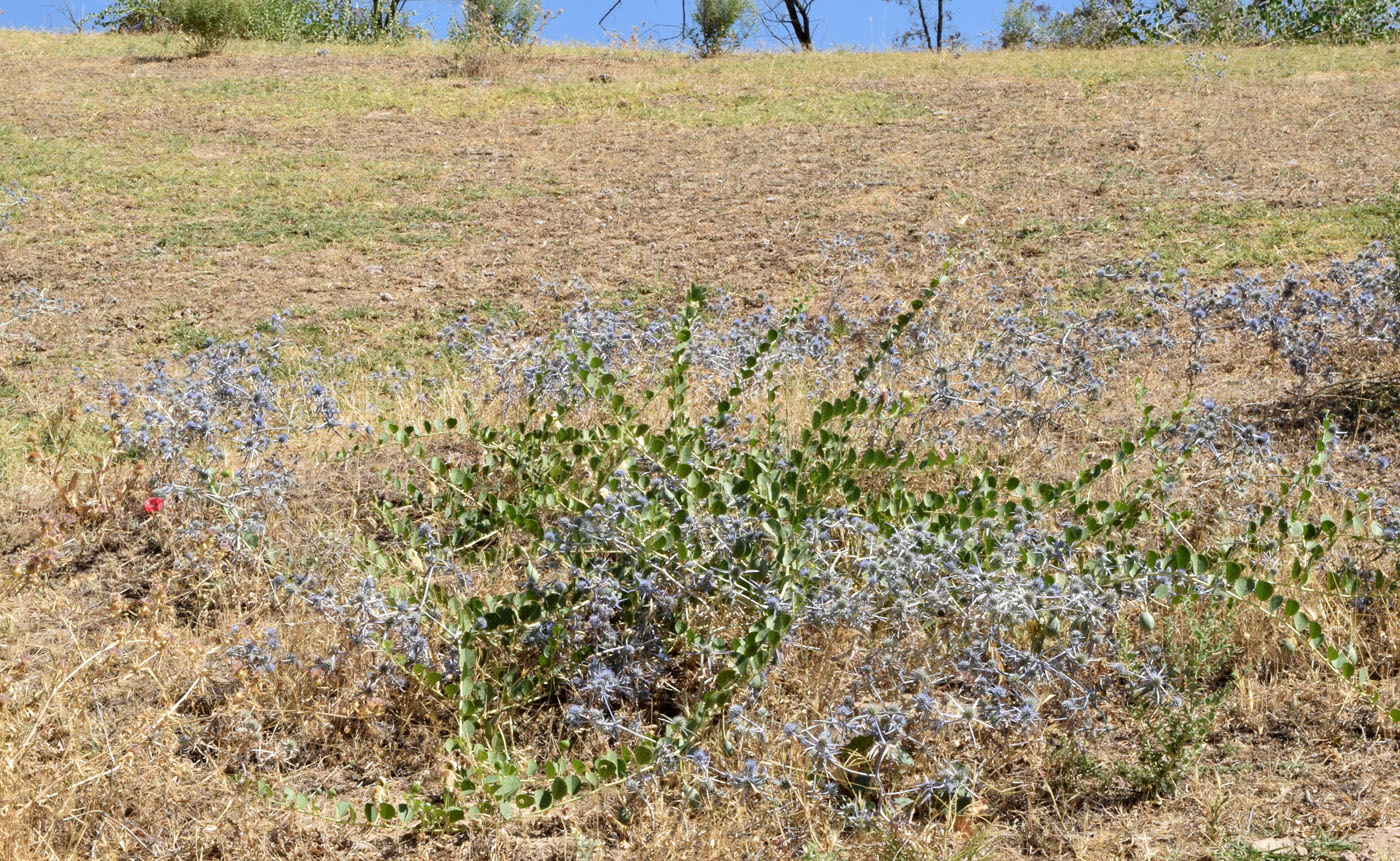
[143,497,165,515]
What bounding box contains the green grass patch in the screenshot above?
[1215,832,1355,861]
[1137,198,1400,273]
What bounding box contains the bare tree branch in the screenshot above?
[599,0,624,29]
[890,0,947,51]
[49,0,96,33]
[915,0,935,50]
[757,1,814,50]
[783,0,814,49]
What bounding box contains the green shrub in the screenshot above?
[96,0,417,43]
[247,0,334,41]
[1250,0,1400,44]
[1000,0,1049,48]
[1043,0,1133,47]
[690,0,754,56]
[250,0,409,43]
[241,0,298,40]
[1179,0,1261,42]
[451,0,539,45]
[161,0,252,54]
[446,0,542,78]
[95,0,171,32]
[1035,0,1398,47]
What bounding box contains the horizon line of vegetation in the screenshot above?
[53,0,1400,61]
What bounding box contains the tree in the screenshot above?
[760,0,814,49]
[887,0,949,50]
[370,0,411,33]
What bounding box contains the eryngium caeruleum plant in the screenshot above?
[0,183,34,233]
[285,251,1399,828]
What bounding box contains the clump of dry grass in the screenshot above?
[1251,370,1400,435]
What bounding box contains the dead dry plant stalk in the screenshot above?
[26,391,148,524]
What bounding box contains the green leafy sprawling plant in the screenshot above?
[361,285,939,824]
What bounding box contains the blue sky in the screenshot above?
[0,0,1074,48]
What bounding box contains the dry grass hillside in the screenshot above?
[2,31,1400,861]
